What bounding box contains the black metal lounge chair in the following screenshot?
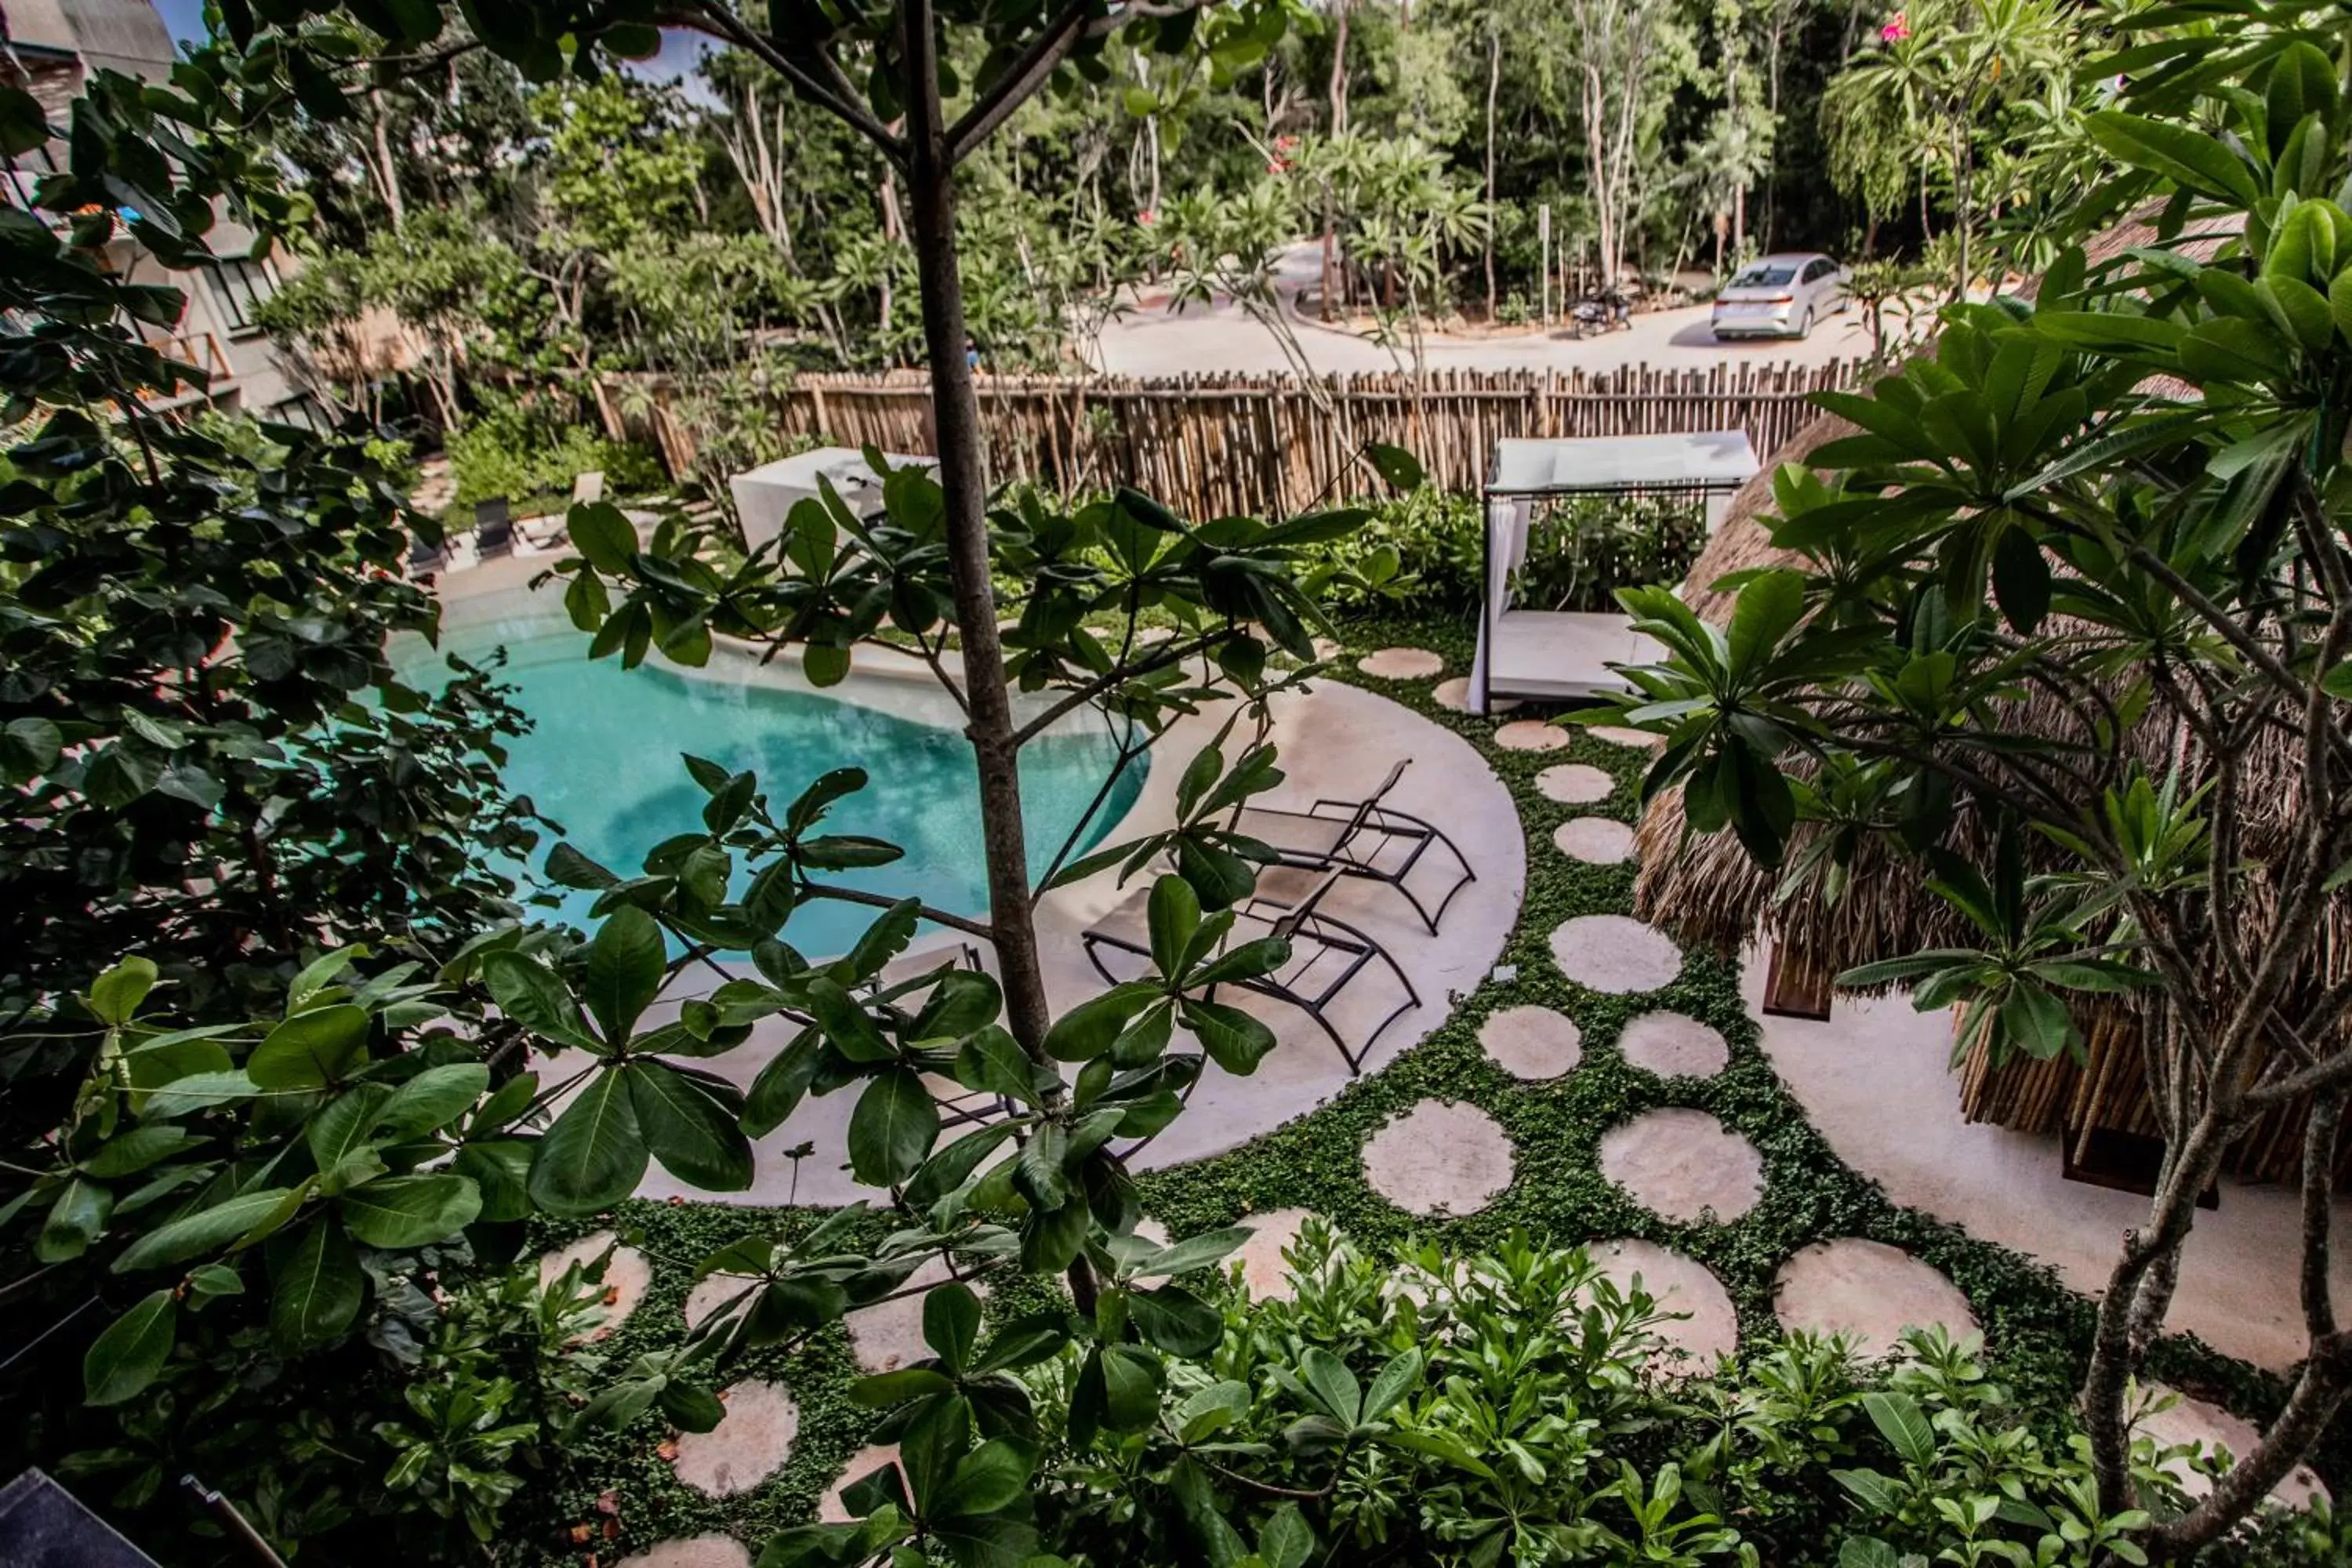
[405,531,444,577]
[473,496,514,561]
[1227,759,1475,934]
[1081,868,1419,1074]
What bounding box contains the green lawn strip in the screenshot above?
[526,609,2342,1561]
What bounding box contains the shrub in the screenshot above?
[445,394,662,510]
[989,1224,2190,1568]
[1299,488,1706,616]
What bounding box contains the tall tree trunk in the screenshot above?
[896,0,1052,1058]
[879,154,906,339]
[1145,114,1163,217]
[1763,4,1791,248]
[1483,22,1500,319]
[1321,0,1350,320]
[1952,118,1973,301]
[368,89,406,230]
[1728,59,1745,258]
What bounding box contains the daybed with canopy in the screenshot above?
[1471,430,1760,715]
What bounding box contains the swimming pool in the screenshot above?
[402,591,1147,956]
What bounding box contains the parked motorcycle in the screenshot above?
[1568,287,1634,339]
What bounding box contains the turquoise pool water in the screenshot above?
[404,605,1146,956]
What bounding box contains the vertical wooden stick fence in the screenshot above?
[608,361,1867,518]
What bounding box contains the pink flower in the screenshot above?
[1881,10,1909,39]
[1138,208,1156,225]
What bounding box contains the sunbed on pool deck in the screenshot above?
[1225,757,1475,935]
[1082,867,1419,1074]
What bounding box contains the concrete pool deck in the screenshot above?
[434,559,1526,1197]
[625,675,1526,1202]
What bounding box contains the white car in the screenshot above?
[1711,252,1848,340]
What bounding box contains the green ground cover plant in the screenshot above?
[495,616,2348,1566]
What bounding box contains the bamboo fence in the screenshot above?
[604,362,1868,519]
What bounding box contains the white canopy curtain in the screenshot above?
[1471,431,1760,714]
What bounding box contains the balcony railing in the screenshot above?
[143,331,231,384]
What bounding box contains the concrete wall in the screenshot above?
[5,0,176,77]
[7,2,314,421]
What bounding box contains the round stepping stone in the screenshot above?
[671,1379,800,1497]
[1363,1100,1516,1217]
[1554,817,1635,864]
[1583,1240,1739,1370]
[1590,725,1662,749]
[537,1231,652,1338]
[1479,1005,1584,1080]
[1358,646,1443,679]
[2132,1385,2329,1510]
[1619,1012,1730,1078]
[1310,637,1341,662]
[1494,720,1570,752]
[684,1271,764,1332]
[1599,1109,1763,1223]
[1432,676,1515,713]
[1773,1239,1979,1358]
[845,1256,964,1373]
[1534,763,1615,804]
[1550,914,1682,993]
[616,1537,751,1568]
[1232,1208,1319,1298]
[818,1444,906,1524]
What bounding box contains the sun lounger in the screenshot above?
[1226,759,1475,934]
[1082,868,1418,1074]
[473,496,513,561]
[405,531,444,577]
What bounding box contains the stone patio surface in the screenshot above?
[1363,1100,1517,1215]
[1599,1108,1763,1223]
[1744,947,2352,1372]
[1617,1011,1729,1078]
[1554,817,1636,864]
[1479,1004,1584,1080]
[1771,1238,1978,1358]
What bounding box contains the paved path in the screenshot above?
[1747,953,2352,1374]
[1089,241,1875,378]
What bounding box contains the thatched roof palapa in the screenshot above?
[1628,207,2345,1181]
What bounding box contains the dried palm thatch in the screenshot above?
[1630,216,2345,1181]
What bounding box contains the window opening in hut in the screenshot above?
[2062,1124,2222,1208]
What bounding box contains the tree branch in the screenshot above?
[1011,628,1232,746]
[944,0,1209,162]
[661,2,907,165]
[2302,1088,2345,1343]
[946,0,1103,162]
[797,881,995,941]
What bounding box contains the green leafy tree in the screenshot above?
[1589,14,2352,1551]
[2,10,1389,1564]
[1820,0,2072,295]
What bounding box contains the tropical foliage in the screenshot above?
[1587,6,2352,1550]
